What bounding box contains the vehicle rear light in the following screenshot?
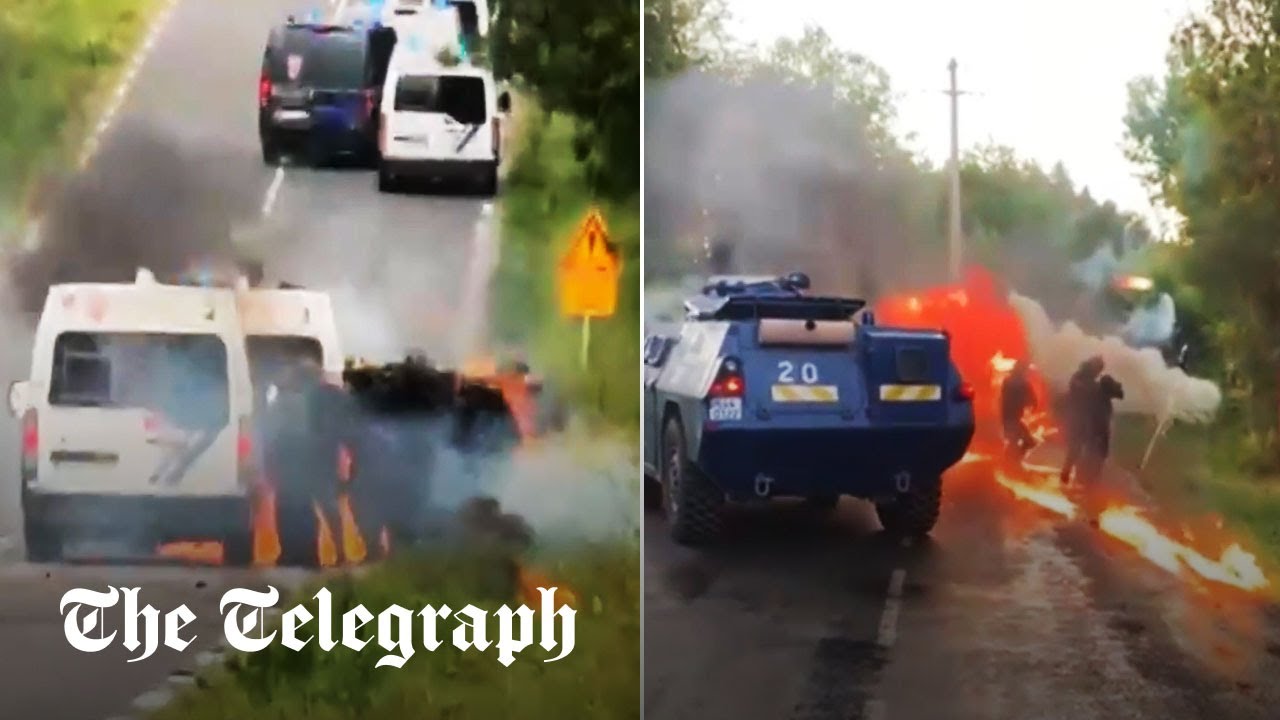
[258,74,271,109]
[379,112,387,153]
[236,416,256,488]
[491,118,500,155]
[21,409,37,483]
[364,89,375,119]
[954,381,974,402]
[708,357,744,398]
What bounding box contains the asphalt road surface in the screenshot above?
[644,455,1280,720]
[0,0,497,717]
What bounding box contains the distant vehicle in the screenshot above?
[258,19,397,165]
[642,272,976,544]
[379,0,464,50]
[376,53,510,194]
[8,269,258,563]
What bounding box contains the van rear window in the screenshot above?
[49,332,230,428]
[394,74,486,124]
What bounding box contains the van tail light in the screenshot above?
[954,381,974,402]
[20,409,37,484]
[491,118,500,155]
[236,416,257,488]
[258,73,272,109]
[364,89,376,120]
[707,357,745,399]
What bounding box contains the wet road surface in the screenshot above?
[0,0,499,717]
[644,460,1280,720]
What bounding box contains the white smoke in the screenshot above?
[1122,292,1176,347]
[1010,291,1221,424]
[431,430,638,543]
[1071,245,1120,293]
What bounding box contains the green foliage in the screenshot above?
[1124,0,1280,464]
[149,542,641,720]
[0,0,159,235]
[490,0,640,198]
[643,0,733,78]
[489,102,639,430]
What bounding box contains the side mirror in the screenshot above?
[8,381,29,418]
[497,91,511,114]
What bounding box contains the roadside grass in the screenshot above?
[0,0,160,234]
[489,96,640,432]
[1113,414,1280,571]
[150,539,640,720]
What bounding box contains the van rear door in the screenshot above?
[386,73,491,160]
[744,318,862,416]
[269,29,373,131]
[36,331,237,495]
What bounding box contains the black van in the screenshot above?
[258,20,396,166]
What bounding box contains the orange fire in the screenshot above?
[881,267,1270,594]
[517,565,579,609]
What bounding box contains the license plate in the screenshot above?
[879,384,941,402]
[708,397,742,421]
[771,384,839,402]
[274,109,309,121]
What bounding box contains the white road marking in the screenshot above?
[454,202,498,360]
[876,568,906,648]
[76,0,179,170]
[864,699,887,720]
[261,167,286,216]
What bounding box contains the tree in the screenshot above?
[1124,0,1280,461]
[489,0,641,197]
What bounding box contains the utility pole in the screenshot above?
[947,58,963,282]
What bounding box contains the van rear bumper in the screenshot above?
[697,424,975,502]
[22,490,252,544]
[380,157,495,179]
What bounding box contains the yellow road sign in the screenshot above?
[557,208,621,318]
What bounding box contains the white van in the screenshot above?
[377,57,510,195]
[236,285,345,409]
[7,269,257,563]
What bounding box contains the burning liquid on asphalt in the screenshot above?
[878,266,1270,594]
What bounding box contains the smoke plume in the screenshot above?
[1010,291,1220,424]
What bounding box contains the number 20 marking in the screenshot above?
[777,361,819,384]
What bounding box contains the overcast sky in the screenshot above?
[724,0,1204,235]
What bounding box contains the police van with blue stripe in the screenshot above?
[643,272,976,544]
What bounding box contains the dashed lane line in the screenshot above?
[876,568,906,648]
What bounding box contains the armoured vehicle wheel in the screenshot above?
[662,417,723,545]
[644,475,663,510]
[875,479,942,537]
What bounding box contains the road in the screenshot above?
[644,456,1280,720]
[0,0,497,717]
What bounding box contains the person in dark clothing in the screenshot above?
[1076,373,1125,487]
[262,356,359,567]
[1060,355,1105,486]
[1000,358,1038,464]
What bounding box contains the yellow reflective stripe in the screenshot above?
[879,384,942,402]
[771,385,839,402]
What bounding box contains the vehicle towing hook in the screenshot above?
[753,473,774,498]
[894,470,911,493]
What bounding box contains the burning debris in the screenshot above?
[879,266,1268,593]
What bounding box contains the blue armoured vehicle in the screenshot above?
[642,273,976,544]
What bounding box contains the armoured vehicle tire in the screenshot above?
[662,417,723,545]
[644,475,663,510]
[875,480,942,537]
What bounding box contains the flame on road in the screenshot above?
[881,267,1270,594]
